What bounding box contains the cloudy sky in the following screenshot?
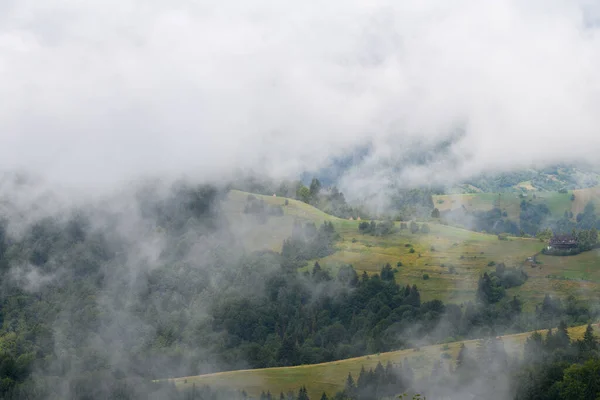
[1,0,600,191]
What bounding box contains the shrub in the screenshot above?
[488,261,496,266]
[351,238,357,243]
[449,266,456,274]
[497,233,509,241]
[422,274,429,280]
[405,244,412,247]
[430,246,435,252]
[397,261,403,267]
[409,248,415,254]
[284,199,289,206]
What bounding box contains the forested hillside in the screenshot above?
[1,181,599,399]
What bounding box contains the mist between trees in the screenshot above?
[0,178,599,399]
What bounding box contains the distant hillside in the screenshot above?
[223,190,600,308]
[448,165,600,193]
[434,186,600,226]
[433,191,575,221]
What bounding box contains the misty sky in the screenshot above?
[1,0,600,192]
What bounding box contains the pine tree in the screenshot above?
[319,393,328,400]
[380,263,394,281]
[583,323,598,352]
[309,178,322,198]
[385,361,396,385]
[356,366,367,390]
[297,386,310,400]
[360,271,369,283]
[312,261,322,277]
[545,328,555,350]
[374,361,385,385]
[345,373,356,397]
[524,331,543,363]
[556,320,570,349]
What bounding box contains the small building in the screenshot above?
[548,234,578,250]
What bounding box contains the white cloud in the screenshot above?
[1,0,600,192]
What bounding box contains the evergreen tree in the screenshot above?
[385,361,396,385]
[374,361,385,385]
[312,261,322,277]
[556,320,571,349]
[297,386,310,400]
[360,271,369,283]
[524,331,544,364]
[344,373,356,398]
[278,334,299,366]
[380,263,394,281]
[309,178,322,198]
[319,392,328,400]
[356,366,367,390]
[583,323,598,352]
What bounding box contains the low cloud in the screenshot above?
[1,1,600,195]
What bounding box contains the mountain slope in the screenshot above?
[223,190,600,308]
[171,324,598,399]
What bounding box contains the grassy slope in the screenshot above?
[224,190,600,308]
[317,222,542,305]
[222,190,339,252]
[172,324,599,399]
